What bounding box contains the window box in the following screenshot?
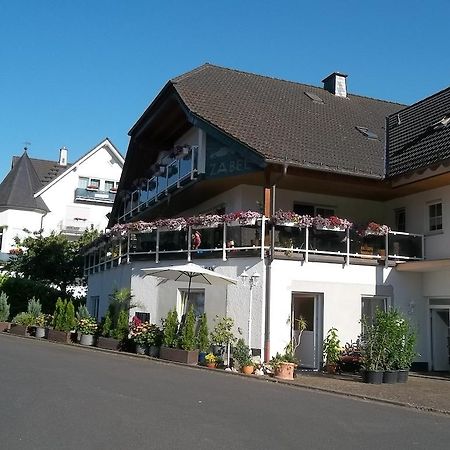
[86,185,99,191]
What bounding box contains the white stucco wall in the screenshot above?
[40,143,123,235]
[387,184,450,260]
[0,209,44,253]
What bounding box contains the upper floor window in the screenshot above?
[294,203,335,217]
[78,177,89,189]
[105,180,116,191]
[395,208,406,232]
[89,179,100,189]
[428,201,442,232]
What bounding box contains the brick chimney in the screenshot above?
[59,147,68,166]
[322,72,348,98]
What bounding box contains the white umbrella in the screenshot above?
[141,262,237,298]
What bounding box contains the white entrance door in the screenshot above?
[292,294,323,369]
[431,309,450,371]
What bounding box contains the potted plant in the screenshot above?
[322,328,341,374]
[147,323,163,357]
[360,312,385,384]
[48,298,76,343]
[270,343,298,380]
[196,313,210,364]
[130,316,150,355]
[10,312,34,336]
[0,291,11,332]
[75,304,91,342]
[35,313,51,339]
[210,315,236,357]
[205,352,217,368]
[393,314,417,383]
[233,339,254,374]
[77,316,98,346]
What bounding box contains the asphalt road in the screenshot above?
[1,334,449,450]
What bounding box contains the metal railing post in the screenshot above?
[305,227,309,263]
[156,229,160,263]
[222,224,227,261]
[260,216,266,260]
[187,226,192,262]
[346,227,350,266]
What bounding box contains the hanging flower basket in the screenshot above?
[313,215,352,231]
[186,214,223,229]
[363,222,391,236]
[153,217,187,231]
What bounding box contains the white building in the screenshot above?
[0,138,124,259]
[84,65,450,372]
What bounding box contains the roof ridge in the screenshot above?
[173,63,406,107]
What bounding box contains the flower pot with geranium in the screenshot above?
[232,339,254,374]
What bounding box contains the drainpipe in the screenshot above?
[264,163,288,362]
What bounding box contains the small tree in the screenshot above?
[27,297,42,319]
[210,316,236,347]
[76,304,90,321]
[113,309,129,341]
[65,300,76,332]
[0,291,10,321]
[179,306,196,351]
[162,310,179,348]
[196,313,210,352]
[52,298,65,331]
[102,308,113,337]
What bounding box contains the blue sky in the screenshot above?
[1,0,449,180]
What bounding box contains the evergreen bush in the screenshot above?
[0,291,10,321]
[179,306,196,351]
[64,300,76,332]
[162,309,179,348]
[76,304,90,321]
[196,313,210,352]
[113,309,129,341]
[27,297,42,319]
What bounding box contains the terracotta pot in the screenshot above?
[274,362,296,380]
[206,362,216,368]
[241,365,254,375]
[325,363,337,374]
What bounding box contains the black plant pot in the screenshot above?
[362,369,383,384]
[383,370,398,384]
[397,369,409,383]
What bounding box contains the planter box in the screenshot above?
[47,329,72,343]
[96,336,121,351]
[160,346,199,365]
[0,321,11,332]
[274,362,296,380]
[9,324,29,336]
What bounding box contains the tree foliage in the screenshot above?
[5,229,99,296]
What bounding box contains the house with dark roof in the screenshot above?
[0,138,124,260]
[84,64,449,371]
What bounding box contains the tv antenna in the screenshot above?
[23,141,32,152]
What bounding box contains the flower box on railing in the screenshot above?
[86,185,99,191]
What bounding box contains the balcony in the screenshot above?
[84,218,424,275]
[75,188,116,204]
[120,145,199,221]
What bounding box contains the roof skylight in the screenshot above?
[304,91,324,104]
[355,126,378,140]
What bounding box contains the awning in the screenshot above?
[396,259,450,272]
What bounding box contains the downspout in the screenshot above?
[40,211,47,236]
[264,163,288,362]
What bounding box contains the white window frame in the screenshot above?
[177,288,205,318]
[427,200,443,233]
[361,296,392,331]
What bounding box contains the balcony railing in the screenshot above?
[84,219,424,275]
[75,188,116,204]
[119,146,199,221]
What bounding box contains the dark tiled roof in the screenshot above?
[0,152,49,211]
[12,156,72,187]
[387,87,450,177]
[171,64,404,179]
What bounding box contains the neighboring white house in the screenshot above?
[0,138,124,259]
[84,64,450,372]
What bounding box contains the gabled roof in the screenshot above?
[0,151,49,212]
[12,156,72,187]
[167,64,404,179]
[387,87,450,177]
[34,138,124,197]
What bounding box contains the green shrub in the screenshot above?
[52,298,75,332]
[210,316,236,346]
[76,304,90,321]
[113,309,129,341]
[233,338,253,367]
[162,310,179,348]
[27,297,42,319]
[12,312,34,326]
[0,291,10,321]
[179,306,196,351]
[65,301,76,332]
[102,308,113,337]
[196,313,210,352]
[52,298,65,331]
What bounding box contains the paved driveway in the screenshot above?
[1,334,449,450]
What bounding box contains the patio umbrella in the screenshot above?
[141,262,237,299]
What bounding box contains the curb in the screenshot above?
[2,331,449,416]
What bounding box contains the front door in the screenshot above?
[291,294,323,369]
[431,308,450,371]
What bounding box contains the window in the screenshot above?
[361,296,390,330]
[89,178,100,189]
[178,289,205,318]
[90,296,100,320]
[135,312,150,322]
[428,202,442,232]
[294,203,335,217]
[105,180,115,191]
[395,208,406,232]
[78,177,89,189]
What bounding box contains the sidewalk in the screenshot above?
[275,370,450,415]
